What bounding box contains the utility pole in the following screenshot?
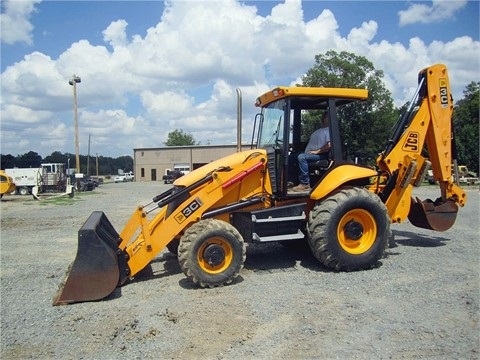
[87,133,91,176]
[69,74,81,173]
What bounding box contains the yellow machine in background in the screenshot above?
[0,170,16,198]
[54,64,466,305]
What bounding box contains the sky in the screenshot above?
[1,0,479,158]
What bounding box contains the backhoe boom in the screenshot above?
[375,64,466,230]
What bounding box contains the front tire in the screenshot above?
[178,219,246,288]
[307,187,390,271]
[166,238,179,255]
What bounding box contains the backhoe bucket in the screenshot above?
[408,197,458,231]
[53,211,123,305]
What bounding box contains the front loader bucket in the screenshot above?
[53,211,124,305]
[408,197,458,231]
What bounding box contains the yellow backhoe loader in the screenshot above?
[53,64,466,305]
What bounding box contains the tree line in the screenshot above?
[0,151,133,176]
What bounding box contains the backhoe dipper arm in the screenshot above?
[376,64,466,231]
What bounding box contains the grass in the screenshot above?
[38,188,103,205]
[38,195,80,206]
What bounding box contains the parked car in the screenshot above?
[69,175,95,192]
[114,175,127,183]
[89,176,101,187]
[162,170,184,184]
[83,176,99,188]
[114,172,134,183]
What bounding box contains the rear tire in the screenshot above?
[307,187,390,271]
[178,219,246,287]
[19,187,29,196]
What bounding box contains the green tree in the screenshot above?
[165,129,197,146]
[1,154,16,169]
[1,150,135,176]
[454,82,479,174]
[43,151,70,164]
[15,151,42,168]
[299,50,397,164]
[113,155,134,174]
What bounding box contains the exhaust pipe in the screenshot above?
[236,88,242,153]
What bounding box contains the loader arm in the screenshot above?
[375,64,466,230]
[53,149,268,305]
[119,154,267,278]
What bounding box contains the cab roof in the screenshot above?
[255,86,368,108]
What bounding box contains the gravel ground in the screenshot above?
[1,182,479,359]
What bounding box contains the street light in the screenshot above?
[69,74,81,174]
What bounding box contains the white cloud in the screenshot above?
[1,51,69,111]
[140,90,194,118]
[398,0,468,26]
[124,0,264,85]
[103,19,128,48]
[305,9,339,43]
[347,21,378,45]
[268,0,304,26]
[1,111,68,157]
[1,104,51,124]
[0,0,41,45]
[79,109,148,155]
[0,0,479,158]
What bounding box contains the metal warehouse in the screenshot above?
[133,144,251,182]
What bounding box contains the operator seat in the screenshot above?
[308,152,332,187]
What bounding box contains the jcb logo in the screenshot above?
[175,198,204,224]
[439,78,448,108]
[402,132,419,152]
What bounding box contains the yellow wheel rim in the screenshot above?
[197,237,233,274]
[337,209,377,254]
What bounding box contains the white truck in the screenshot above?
[114,171,134,183]
[172,164,190,175]
[5,163,73,197]
[5,167,42,195]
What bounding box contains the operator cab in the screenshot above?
[253,87,368,196]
